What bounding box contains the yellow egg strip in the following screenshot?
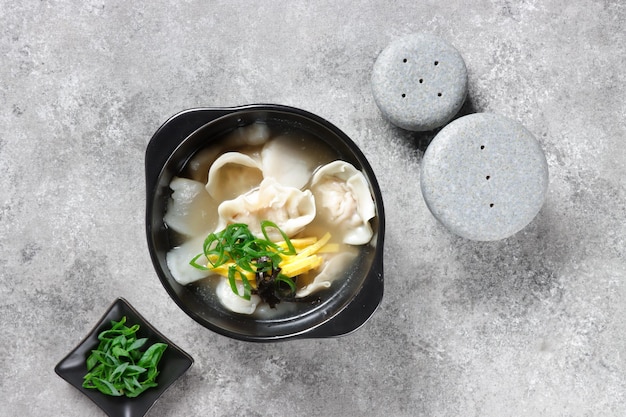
[204,233,334,284]
[280,254,324,277]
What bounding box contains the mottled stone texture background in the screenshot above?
[1,1,625,416]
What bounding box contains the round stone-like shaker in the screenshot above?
[420,113,549,241]
[371,33,468,131]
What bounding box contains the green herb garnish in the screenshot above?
[190,220,298,306]
[82,316,168,398]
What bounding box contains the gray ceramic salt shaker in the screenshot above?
[420,113,549,241]
[371,33,468,131]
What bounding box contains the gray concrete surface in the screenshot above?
[1,1,625,416]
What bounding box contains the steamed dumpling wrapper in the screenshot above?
[184,147,223,184]
[296,249,358,298]
[164,177,217,238]
[205,152,263,202]
[166,235,211,285]
[310,161,375,245]
[216,177,316,239]
[225,122,271,147]
[215,277,262,315]
[261,135,317,189]
[185,123,271,183]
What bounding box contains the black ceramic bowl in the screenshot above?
[145,104,385,342]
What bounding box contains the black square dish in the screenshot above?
[55,297,193,417]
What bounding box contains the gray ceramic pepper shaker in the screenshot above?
[420,113,549,241]
[371,33,468,131]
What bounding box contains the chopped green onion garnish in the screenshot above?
[82,316,167,398]
[190,221,298,305]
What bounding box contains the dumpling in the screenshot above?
[310,161,375,245]
[165,177,217,238]
[215,277,261,315]
[184,146,223,184]
[223,122,271,147]
[184,123,270,183]
[166,235,211,285]
[296,250,357,297]
[216,177,316,239]
[261,135,316,189]
[205,152,263,202]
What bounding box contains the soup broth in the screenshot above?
[164,121,376,319]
